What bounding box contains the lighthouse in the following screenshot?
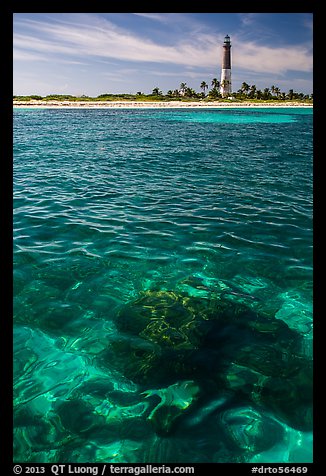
[220,35,232,97]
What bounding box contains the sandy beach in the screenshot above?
[13,100,313,109]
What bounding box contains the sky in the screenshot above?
[13,13,313,96]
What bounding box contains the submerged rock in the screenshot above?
[115,290,205,350]
[220,406,285,454]
[224,356,313,431]
[253,368,313,431]
[56,399,104,434]
[105,286,312,434]
[142,380,200,435]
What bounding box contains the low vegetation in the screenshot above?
[13,80,313,103]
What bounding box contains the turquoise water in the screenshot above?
[13,107,313,463]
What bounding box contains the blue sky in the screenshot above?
[13,13,313,96]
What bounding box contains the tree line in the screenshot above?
[151,80,312,101]
[13,79,312,102]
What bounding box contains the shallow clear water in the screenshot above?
[13,107,313,463]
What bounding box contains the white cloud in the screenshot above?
[234,40,313,74]
[13,16,217,67]
[13,48,49,62]
[13,14,313,76]
[14,32,79,56]
[238,13,258,26]
[132,13,168,22]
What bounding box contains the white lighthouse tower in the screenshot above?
[220,35,232,97]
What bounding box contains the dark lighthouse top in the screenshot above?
[222,35,231,70]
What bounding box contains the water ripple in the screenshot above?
[13,108,313,463]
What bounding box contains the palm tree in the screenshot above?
[249,84,257,98]
[241,82,250,95]
[287,89,294,100]
[200,81,208,96]
[256,89,263,100]
[185,87,197,98]
[152,87,162,96]
[211,78,220,91]
[263,87,271,100]
[180,83,187,96]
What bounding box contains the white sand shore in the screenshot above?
[13,100,312,109]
